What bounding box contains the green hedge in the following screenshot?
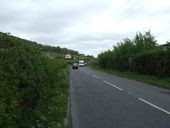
[0,38,68,127]
[97,49,170,77]
[97,31,170,77]
[132,50,170,77]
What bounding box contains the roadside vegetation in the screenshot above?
[0,32,73,127]
[94,31,170,88]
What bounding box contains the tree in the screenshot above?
[133,31,157,53]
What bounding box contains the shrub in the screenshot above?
[0,35,68,127]
[97,31,170,77]
[132,49,170,77]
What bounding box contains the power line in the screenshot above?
[117,0,153,21]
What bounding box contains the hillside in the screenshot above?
[0,32,79,58]
[0,32,72,128]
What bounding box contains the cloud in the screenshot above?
[0,0,170,56]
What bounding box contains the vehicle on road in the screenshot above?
[72,63,79,69]
[79,60,85,67]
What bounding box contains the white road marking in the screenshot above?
[86,72,90,75]
[78,70,170,116]
[77,69,170,115]
[92,75,99,79]
[103,80,123,91]
[138,98,170,115]
[80,70,90,75]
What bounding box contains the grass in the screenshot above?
[91,65,170,89]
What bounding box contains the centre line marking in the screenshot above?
[86,72,90,75]
[138,98,170,115]
[103,80,123,91]
[92,75,99,79]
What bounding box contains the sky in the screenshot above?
[0,0,170,57]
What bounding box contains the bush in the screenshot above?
[0,38,68,127]
[132,49,170,77]
[97,31,170,77]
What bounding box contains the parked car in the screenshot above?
[72,63,79,69]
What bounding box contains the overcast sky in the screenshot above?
[1,0,170,57]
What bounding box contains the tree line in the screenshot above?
[97,31,170,77]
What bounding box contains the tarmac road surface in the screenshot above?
[70,67,170,128]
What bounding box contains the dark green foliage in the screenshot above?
[133,31,157,52]
[97,31,170,77]
[0,32,69,128]
[38,44,79,55]
[132,49,170,77]
[0,32,79,56]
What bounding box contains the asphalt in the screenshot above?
[70,67,170,128]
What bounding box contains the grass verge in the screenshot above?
[90,65,170,89]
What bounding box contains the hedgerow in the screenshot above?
[97,31,170,77]
[131,49,170,77]
[0,33,69,128]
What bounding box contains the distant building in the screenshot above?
[64,54,72,60]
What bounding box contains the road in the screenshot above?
[70,67,170,128]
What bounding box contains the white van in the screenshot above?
[79,60,85,67]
